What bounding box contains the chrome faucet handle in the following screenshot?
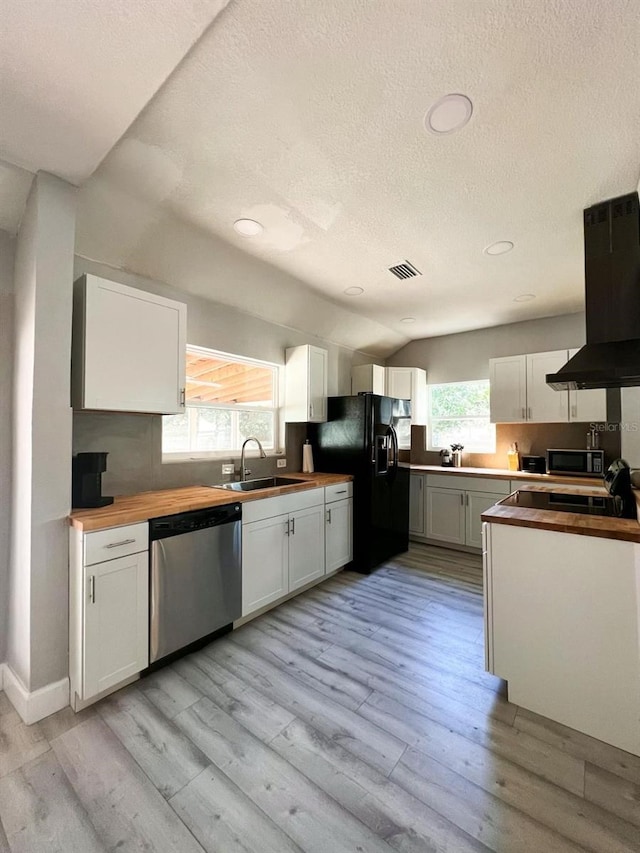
[243,467,251,478]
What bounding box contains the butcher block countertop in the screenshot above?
[69,472,352,532]
[482,482,640,544]
[407,463,602,488]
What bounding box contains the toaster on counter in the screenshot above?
[521,455,546,474]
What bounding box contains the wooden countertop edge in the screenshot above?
[69,472,353,532]
[405,464,602,487]
[482,504,640,543]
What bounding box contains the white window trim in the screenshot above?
[162,345,282,462]
[426,379,496,454]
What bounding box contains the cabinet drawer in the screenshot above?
[84,522,149,566]
[325,481,353,503]
[242,487,325,525]
[428,474,511,495]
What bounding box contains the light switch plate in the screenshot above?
[277,458,287,468]
[222,463,235,475]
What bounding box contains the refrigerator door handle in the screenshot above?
[386,424,399,481]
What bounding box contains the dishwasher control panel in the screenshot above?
[149,503,242,539]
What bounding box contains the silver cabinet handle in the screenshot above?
[104,538,136,549]
[521,407,526,419]
[460,493,464,506]
[89,575,95,604]
[335,490,347,494]
[309,403,314,419]
[465,493,469,506]
[284,521,290,536]
[291,517,295,535]
[418,478,422,491]
[180,387,186,407]
[326,509,332,524]
[528,407,532,420]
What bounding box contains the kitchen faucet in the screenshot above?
[240,437,266,481]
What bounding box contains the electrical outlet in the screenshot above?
[276,458,287,468]
[221,463,235,475]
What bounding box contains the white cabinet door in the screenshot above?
[568,348,607,422]
[284,345,328,423]
[308,346,328,423]
[325,498,353,573]
[352,364,386,395]
[242,514,290,616]
[409,473,425,535]
[83,552,148,700]
[489,355,527,423]
[386,367,427,424]
[465,491,503,549]
[386,366,413,401]
[426,487,466,545]
[526,350,569,423]
[75,275,186,414]
[289,504,326,591]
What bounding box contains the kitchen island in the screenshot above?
[482,490,640,757]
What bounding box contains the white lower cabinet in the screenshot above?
[289,504,326,591]
[242,513,290,615]
[465,491,504,549]
[70,523,149,708]
[419,474,509,550]
[426,486,466,545]
[325,497,353,573]
[409,473,425,536]
[241,487,329,617]
[84,552,149,698]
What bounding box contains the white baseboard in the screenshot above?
[1,663,70,725]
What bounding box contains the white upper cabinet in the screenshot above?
[490,349,599,424]
[489,355,527,423]
[284,344,328,422]
[72,275,187,414]
[351,363,386,395]
[568,348,607,422]
[526,350,570,423]
[385,367,427,423]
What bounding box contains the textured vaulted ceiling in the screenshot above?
[4,1,640,355]
[0,0,230,183]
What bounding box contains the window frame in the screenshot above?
[426,378,496,454]
[162,345,281,462]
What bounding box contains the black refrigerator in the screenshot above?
[310,394,411,574]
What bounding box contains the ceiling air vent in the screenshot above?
[388,260,422,280]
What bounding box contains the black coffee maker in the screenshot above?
[72,452,114,509]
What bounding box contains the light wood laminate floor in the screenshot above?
[1,543,639,852]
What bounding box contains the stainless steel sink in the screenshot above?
[208,476,305,492]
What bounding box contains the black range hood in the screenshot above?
[547,191,640,391]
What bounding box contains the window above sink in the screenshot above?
[162,345,280,460]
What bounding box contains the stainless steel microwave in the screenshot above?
[546,448,604,477]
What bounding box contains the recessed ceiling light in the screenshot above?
[513,293,536,302]
[401,317,416,324]
[344,286,364,296]
[484,240,514,256]
[233,218,263,237]
[424,93,473,135]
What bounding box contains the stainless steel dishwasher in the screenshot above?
[149,503,242,665]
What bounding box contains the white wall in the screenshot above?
[386,313,586,384]
[0,230,15,663]
[8,173,76,692]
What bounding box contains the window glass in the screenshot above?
[163,347,278,457]
[428,380,496,452]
